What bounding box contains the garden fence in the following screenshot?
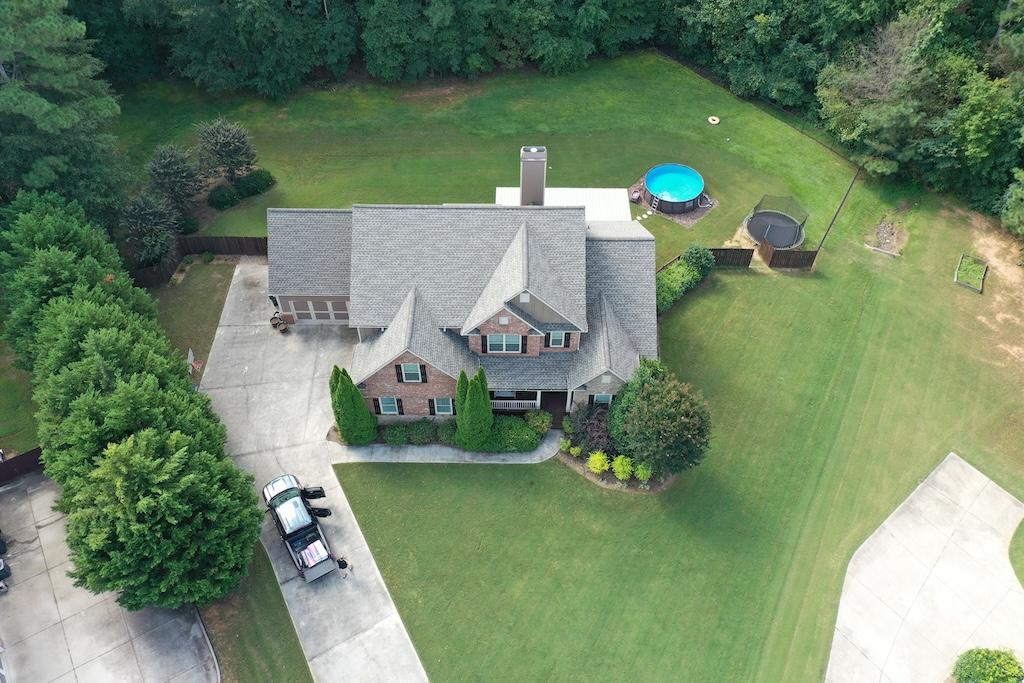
[709,248,753,268]
[130,235,268,287]
[757,242,818,270]
[0,447,43,486]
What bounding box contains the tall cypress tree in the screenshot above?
[455,369,469,416]
[330,366,377,445]
[456,369,493,451]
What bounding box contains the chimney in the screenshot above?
[519,146,547,206]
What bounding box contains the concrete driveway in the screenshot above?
[0,471,218,683]
[202,263,426,682]
[826,453,1024,682]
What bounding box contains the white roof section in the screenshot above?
[495,187,632,222]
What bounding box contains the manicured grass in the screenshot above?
[335,181,1024,681]
[955,254,987,291]
[0,342,37,453]
[116,53,854,246]
[1012,522,1024,588]
[151,261,235,384]
[201,544,313,683]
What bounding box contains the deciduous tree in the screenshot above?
[620,373,711,475]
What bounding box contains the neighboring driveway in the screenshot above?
[826,453,1024,682]
[0,471,218,683]
[202,264,426,682]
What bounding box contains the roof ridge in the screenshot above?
[519,222,529,290]
[403,287,417,350]
[600,294,612,371]
[351,204,585,212]
[267,207,353,214]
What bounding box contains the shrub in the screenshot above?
[559,437,572,452]
[524,409,552,435]
[561,415,573,434]
[587,450,610,475]
[682,244,716,277]
[634,461,654,484]
[201,251,214,263]
[207,184,240,210]
[621,373,711,475]
[233,168,276,198]
[1002,169,1024,238]
[612,455,633,481]
[655,260,703,313]
[609,358,667,452]
[383,424,409,446]
[481,415,542,452]
[569,445,583,458]
[952,648,1024,683]
[570,404,612,453]
[178,215,200,234]
[408,419,436,445]
[436,419,457,445]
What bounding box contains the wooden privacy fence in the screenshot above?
[0,447,43,486]
[709,248,753,268]
[757,242,818,270]
[130,235,268,287]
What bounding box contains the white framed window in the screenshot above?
[593,393,613,405]
[434,397,453,415]
[494,390,516,399]
[379,397,399,415]
[487,334,522,353]
[549,331,566,348]
[401,363,422,382]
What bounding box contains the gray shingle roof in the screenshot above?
[460,224,527,334]
[349,288,478,385]
[267,209,352,295]
[348,205,588,330]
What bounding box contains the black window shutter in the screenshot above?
[397,398,404,415]
[420,364,427,383]
[428,399,435,415]
[565,333,572,348]
[395,365,404,383]
[544,333,550,348]
[480,335,488,354]
[521,335,528,354]
[373,398,381,414]
[452,399,456,415]
[588,395,594,406]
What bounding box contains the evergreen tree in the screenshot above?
[147,144,204,215]
[121,191,179,266]
[195,118,257,180]
[330,366,377,445]
[455,369,469,415]
[0,0,127,224]
[456,368,493,451]
[65,429,261,610]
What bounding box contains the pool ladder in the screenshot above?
[650,196,660,212]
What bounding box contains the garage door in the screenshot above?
[292,299,348,323]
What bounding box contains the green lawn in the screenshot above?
[151,261,235,384]
[119,53,1024,681]
[116,52,853,249]
[0,342,37,454]
[201,545,313,683]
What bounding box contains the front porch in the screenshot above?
[489,390,569,424]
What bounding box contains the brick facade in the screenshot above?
[469,308,543,357]
[360,351,458,420]
[541,331,580,353]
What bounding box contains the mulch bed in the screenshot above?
[555,451,677,494]
[628,177,718,228]
[866,221,908,256]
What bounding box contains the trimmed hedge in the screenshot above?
[408,418,436,445]
[383,424,409,446]
[481,415,542,452]
[207,184,240,210]
[656,260,702,313]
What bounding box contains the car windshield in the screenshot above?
[272,490,312,535]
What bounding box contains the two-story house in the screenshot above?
[266,147,657,422]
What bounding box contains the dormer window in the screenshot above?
[487,334,522,353]
[519,292,531,303]
[549,331,566,348]
[401,363,422,382]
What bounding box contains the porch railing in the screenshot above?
[491,399,539,411]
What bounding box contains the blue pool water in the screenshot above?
[644,164,705,203]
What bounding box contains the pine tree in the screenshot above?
[330,366,377,445]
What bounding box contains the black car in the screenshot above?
[262,474,335,582]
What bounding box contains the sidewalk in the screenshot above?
[327,430,562,465]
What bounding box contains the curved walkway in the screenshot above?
[826,453,1024,682]
[327,430,562,464]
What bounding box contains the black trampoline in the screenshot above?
[745,196,808,249]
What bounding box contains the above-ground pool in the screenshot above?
[644,163,706,213]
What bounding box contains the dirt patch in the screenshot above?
[398,81,481,106]
[167,254,243,285]
[628,177,717,228]
[555,452,678,493]
[866,221,908,255]
[725,223,757,248]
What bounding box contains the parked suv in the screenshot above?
[262,474,335,582]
